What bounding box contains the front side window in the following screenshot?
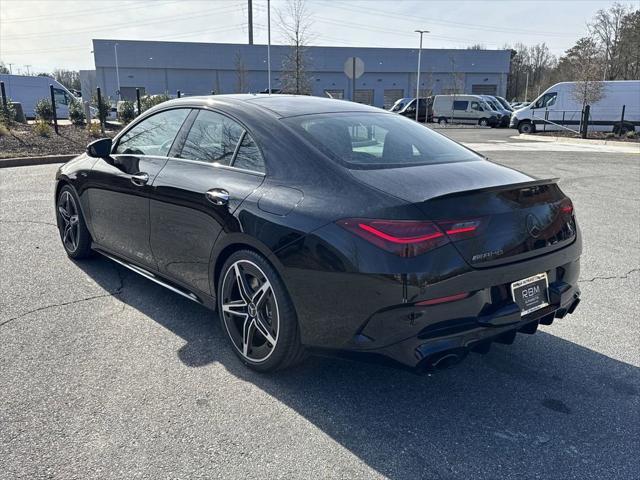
[115,108,190,156]
[179,110,243,165]
[286,112,479,169]
[453,101,469,111]
[471,101,483,111]
[53,88,69,106]
[534,92,557,109]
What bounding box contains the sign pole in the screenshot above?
[352,57,356,102]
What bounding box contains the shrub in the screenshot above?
[35,98,53,121]
[140,93,171,112]
[625,130,637,139]
[87,121,102,138]
[68,100,85,126]
[0,98,16,125]
[33,118,51,137]
[91,94,112,123]
[0,123,9,137]
[118,100,136,124]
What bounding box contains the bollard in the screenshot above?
[83,101,92,129]
[619,104,626,136]
[136,88,141,116]
[49,84,59,134]
[177,90,181,98]
[580,105,590,139]
[96,87,105,134]
[0,81,7,111]
[211,90,215,95]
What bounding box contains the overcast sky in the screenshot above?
[0,0,626,73]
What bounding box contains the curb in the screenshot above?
[517,133,639,147]
[0,154,77,168]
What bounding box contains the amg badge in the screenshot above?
[472,249,504,262]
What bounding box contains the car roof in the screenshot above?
[162,94,386,118]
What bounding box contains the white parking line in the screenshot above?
[462,141,639,154]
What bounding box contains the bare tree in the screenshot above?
[616,9,640,79]
[0,62,9,74]
[234,51,248,93]
[53,69,81,91]
[277,0,313,95]
[565,37,605,108]
[589,3,630,80]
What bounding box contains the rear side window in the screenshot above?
[179,110,244,165]
[115,109,190,156]
[233,134,265,173]
[285,112,479,169]
[453,101,468,111]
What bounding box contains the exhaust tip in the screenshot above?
[420,348,468,372]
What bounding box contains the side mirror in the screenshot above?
[87,138,112,158]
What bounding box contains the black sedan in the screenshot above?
[55,95,582,373]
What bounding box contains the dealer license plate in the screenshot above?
[511,273,549,316]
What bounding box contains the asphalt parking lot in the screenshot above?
[1,129,638,480]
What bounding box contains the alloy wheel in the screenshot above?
[220,260,279,363]
[57,191,80,253]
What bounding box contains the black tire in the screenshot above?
[479,118,489,127]
[518,121,535,134]
[217,249,305,372]
[56,185,92,259]
[438,118,447,126]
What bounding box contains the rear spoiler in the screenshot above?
[431,178,560,201]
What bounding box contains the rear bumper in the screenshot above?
[354,275,580,371]
[280,225,582,370]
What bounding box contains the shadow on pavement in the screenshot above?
[78,256,640,479]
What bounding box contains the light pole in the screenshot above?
[414,29,429,122]
[267,0,271,94]
[114,42,121,100]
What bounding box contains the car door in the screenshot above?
[88,108,191,268]
[149,108,266,295]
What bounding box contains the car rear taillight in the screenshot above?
[336,219,449,257]
[336,217,485,257]
[436,218,484,240]
[559,198,574,216]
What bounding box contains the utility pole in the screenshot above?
[267,0,271,94]
[248,0,254,45]
[114,43,121,100]
[414,30,429,122]
[24,65,31,75]
[524,71,529,102]
[7,63,13,74]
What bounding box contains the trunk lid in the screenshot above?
[349,161,577,267]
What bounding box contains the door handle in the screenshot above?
[130,172,149,186]
[205,188,230,206]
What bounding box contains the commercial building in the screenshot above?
[91,39,511,107]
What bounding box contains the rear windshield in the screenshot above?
[284,112,479,169]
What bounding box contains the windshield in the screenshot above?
[284,112,480,170]
[496,96,513,111]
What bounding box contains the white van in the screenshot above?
[510,80,640,134]
[432,94,501,127]
[0,74,80,119]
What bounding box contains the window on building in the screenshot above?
[354,89,374,105]
[453,101,469,111]
[324,89,344,99]
[383,89,404,109]
[115,108,190,156]
[471,84,498,95]
[179,110,243,165]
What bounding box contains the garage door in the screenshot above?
[383,89,404,109]
[472,84,498,95]
[355,89,374,105]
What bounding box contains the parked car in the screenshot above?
[0,74,80,119]
[511,81,640,134]
[391,97,432,122]
[494,95,514,112]
[432,94,500,127]
[55,95,582,373]
[480,95,511,127]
